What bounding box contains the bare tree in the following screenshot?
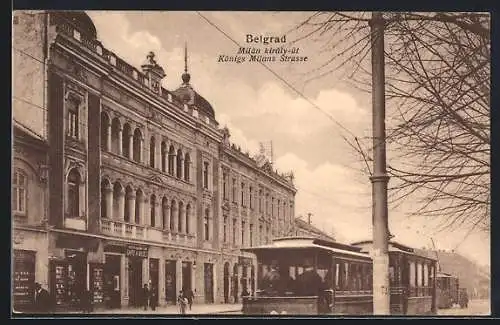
[291,12,490,232]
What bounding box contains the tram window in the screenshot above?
[335,263,340,290]
[344,262,349,290]
[289,266,296,280]
[417,262,423,287]
[423,264,428,286]
[409,262,416,288]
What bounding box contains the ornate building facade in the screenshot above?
[12,11,296,311]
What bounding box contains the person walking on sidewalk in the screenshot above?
[185,288,194,311]
[150,284,158,311]
[177,290,188,315]
[142,284,150,311]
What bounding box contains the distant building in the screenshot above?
[12,11,296,310]
[291,217,335,242]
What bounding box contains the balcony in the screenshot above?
[100,218,196,246]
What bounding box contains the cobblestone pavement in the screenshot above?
[437,299,490,316]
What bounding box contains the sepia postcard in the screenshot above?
[11,10,491,317]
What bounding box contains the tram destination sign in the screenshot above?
[126,244,148,258]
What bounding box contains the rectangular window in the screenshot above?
[203,162,209,189]
[249,187,253,209]
[232,218,237,245]
[241,221,245,246]
[67,98,79,139]
[204,209,210,241]
[12,170,27,214]
[232,178,237,203]
[249,224,253,247]
[223,216,228,243]
[241,183,245,206]
[223,173,228,200]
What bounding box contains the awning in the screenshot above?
[55,233,100,251]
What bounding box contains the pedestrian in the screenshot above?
[142,284,150,311]
[177,290,188,315]
[185,288,194,311]
[150,285,157,311]
[34,282,52,313]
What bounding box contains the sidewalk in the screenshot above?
[91,303,242,315]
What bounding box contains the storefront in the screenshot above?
[13,250,36,312]
[49,233,101,311]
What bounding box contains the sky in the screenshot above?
[86,11,491,268]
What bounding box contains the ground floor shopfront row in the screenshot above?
[12,227,256,312]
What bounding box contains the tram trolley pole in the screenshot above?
[369,11,391,315]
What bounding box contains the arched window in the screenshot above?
[170,200,177,231]
[135,189,143,223]
[203,162,209,189]
[149,136,156,168]
[122,123,131,158]
[100,179,109,219]
[12,169,27,215]
[161,141,167,172]
[113,182,122,220]
[168,145,175,175]
[204,208,210,241]
[178,201,184,233]
[176,149,183,178]
[100,112,110,151]
[184,153,190,182]
[124,186,133,222]
[111,118,121,154]
[150,194,156,227]
[162,197,168,230]
[185,204,191,234]
[67,169,80,218]
[133,128,142,162]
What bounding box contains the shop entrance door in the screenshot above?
[13,250,36,312]
[204,263,214,303]
[128,257,143,307]
[104,254,121,308]
[149,258,159,307]
[181,261,192,292]
[165,260,176,304]
[223,262,230,303]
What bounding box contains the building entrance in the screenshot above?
[223,262,230,303]
[104,254,121,308]
[165,260,176,304]
[204,263,214,303]
[128,257,143,307]
[149,258,159,307]
[181,261,192,292]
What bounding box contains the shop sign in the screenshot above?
[126,244,148,258]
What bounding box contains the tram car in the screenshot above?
[241,237,437,315]
[435,272,460,309]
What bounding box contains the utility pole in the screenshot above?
[369,11,391,315]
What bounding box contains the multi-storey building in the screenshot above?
[12,11,296,311]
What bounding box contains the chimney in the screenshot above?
[307,213,312,224]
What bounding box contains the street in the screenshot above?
[437,299,490,316]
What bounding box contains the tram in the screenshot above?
[241,237,437,315]
[435,272,459,309]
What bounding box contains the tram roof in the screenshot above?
[241,237,372,260]
[350,240,437,261]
